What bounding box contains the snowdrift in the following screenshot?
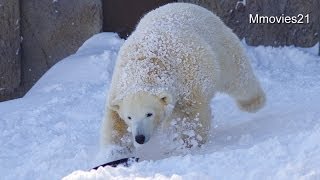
[1,33,320,180]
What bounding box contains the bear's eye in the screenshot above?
[146,113,153,117]
[128,116,132,120]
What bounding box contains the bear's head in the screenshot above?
[110,91,174,146]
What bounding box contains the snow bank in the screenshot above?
[1,33,320,180]
[0,33,124,180]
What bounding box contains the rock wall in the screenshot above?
[103,0,175,38]
[0,0,21,101]
[20,0,102,92]
[179,0,319,47]
[0,0,102,101]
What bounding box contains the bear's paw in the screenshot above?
[237,93,266,113]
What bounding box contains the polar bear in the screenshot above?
[100,3,265,150]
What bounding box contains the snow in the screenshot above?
[236,0,246,9]
[1,32,320,180]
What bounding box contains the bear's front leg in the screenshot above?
[100,108,133,155]
[171,101,211,148]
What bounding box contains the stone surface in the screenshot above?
[179,0,319,47]
[103,0,175,39]
[246,0,318,47]
[20,0,102,92]
[0,0,21,101]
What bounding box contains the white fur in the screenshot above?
[101,3,266,149]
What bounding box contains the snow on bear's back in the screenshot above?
[111,3,221,102]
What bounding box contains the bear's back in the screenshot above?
[136,3,229,43]
[111,3,234,102]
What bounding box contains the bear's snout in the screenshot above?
[135,135,145,144]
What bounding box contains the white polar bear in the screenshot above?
[101,3,265,150]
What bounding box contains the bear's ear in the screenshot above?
[110,104,120,111]
[109,101,120,112]
[159,92,173,106]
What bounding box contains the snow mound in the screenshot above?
[1,33,320,180]
[0,33,124,180]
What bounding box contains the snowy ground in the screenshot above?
[1,33,320,180]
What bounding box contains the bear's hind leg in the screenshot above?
[223,54,266,113]
[228,77,266,113]
[236,91,266,112]
[219,37,266,113]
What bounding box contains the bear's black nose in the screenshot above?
[135,135,145,144]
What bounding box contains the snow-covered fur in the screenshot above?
[101,3,265,149]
